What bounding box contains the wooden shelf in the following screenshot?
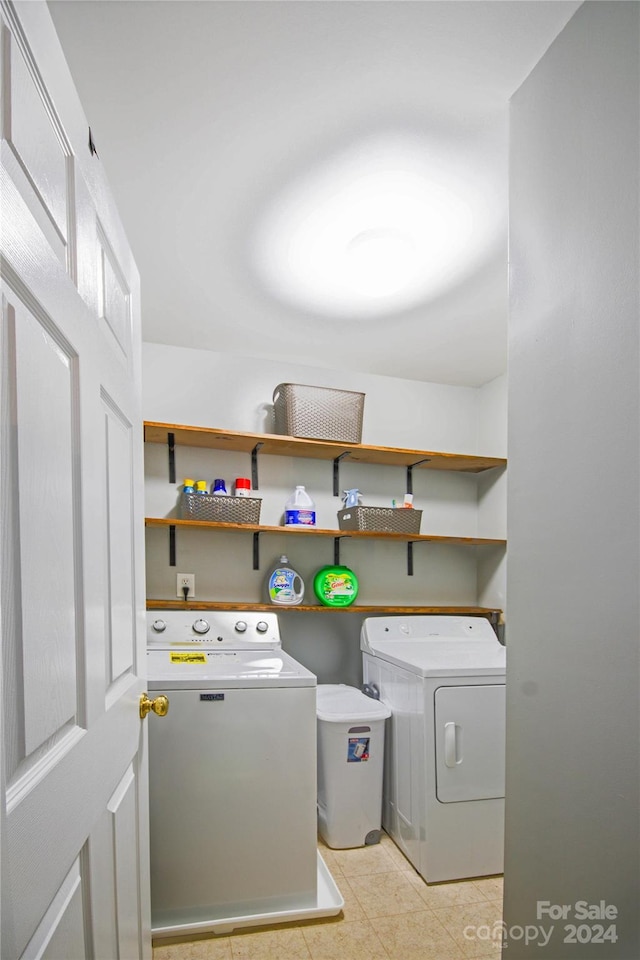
[143,419,506,603]
[146,599,502,621]
[144,517,506,548]
[143,421,506,474]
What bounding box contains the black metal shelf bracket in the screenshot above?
[169,524,176,566]
[333,452,350,496]
[253,531,260,570]
[407,538,435,575]
[333,535,351,565]
[251,443,263,490]
[406,458,432,495]
[168,432,176,484]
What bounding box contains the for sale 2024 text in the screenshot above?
[536,900,618,946]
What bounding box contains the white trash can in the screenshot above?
[316,684,391,849]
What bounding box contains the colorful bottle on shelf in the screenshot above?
[183,478,195,494]
[266,555,305,605]
[211,478,228,495]
[234,477,251,497]
[195,480,208,495]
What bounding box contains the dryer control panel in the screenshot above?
[361,615,497,650]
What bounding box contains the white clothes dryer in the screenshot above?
[361,615,506,883]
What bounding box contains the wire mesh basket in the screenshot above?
[182,494,262,524]
[337,506,422,534]
[273,383,365,443]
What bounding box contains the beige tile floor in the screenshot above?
[152,833,503,960]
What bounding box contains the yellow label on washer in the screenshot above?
[170,652,207,663]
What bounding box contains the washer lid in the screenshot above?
[146,648,316,689]
[316,684,391,721]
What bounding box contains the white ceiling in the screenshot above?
[48,0,580,387]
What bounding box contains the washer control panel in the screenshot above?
[147,610,281,649]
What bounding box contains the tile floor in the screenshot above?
[152,833,503,960]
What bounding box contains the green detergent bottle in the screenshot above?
[313,565,359,607]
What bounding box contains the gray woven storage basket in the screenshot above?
[182,494,261,524]
[273,383,364,443]
[337,506,422,534]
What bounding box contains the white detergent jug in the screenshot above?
[284,485,316,527]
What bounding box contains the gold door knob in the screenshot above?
[139,693,169,719]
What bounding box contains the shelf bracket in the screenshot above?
[167,432,176,484]
[251,442,263,490]
[406,458,432,495]
[333,452,350,497]
[253,531,260,570]
[407,537,434,576]
[169,524,176,566]
[333,535,351,565]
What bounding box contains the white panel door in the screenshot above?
[434,684,506,803]
[0,3,150,958]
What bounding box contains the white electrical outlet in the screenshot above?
[177,573,195,599]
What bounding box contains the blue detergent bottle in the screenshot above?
[266,555,305,606]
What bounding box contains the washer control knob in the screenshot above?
[256,621,269,634]
[192,619,210,635]
[234,621,248,633]
[151,619,167,633]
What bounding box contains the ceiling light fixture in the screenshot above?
[252,133,500,319]
[345,228,418,297]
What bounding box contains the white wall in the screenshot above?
[142,343,506,682]
[142,341,485,450]
[504,3,639,957]
[478,373,508,619]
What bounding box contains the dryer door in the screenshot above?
[434,684,505,803]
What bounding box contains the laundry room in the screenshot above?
[142,346,507,684]
[2,2,638,960]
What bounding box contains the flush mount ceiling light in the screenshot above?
[252,132,501,320]
[345,228,419,298]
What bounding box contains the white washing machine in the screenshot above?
[361,615,506,883]
[146,610,343,938]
